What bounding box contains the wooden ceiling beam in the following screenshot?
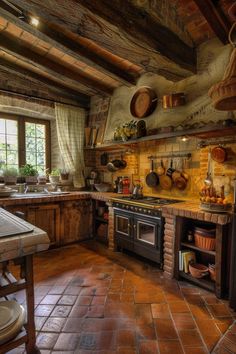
[75,0,196,73]
[0,4,137,86]
[193,0,231,44]
[7,0,196,81]
[0,33,114,96]
[0,58,90,108]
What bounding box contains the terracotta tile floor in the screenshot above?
[7,241,236,353]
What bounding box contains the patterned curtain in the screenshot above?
[55,103,85,188]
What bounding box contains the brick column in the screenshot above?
[162,213,176,279]
[107,202,115,251]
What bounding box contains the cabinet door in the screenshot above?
[27,204,60,246]
[5,203,60,246]
[61,200,92,245]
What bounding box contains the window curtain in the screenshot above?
[55,103,85,188]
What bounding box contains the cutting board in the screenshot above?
[0,210,33,238]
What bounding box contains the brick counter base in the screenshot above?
[162,212,176,279]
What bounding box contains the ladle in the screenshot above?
[205,150,212,186]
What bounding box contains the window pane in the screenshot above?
[0,119,5,134]
[0,119,18,168]
[0,134,6,145]
[6,135,18,150]
[36,153,45,166]
[36,138,45,152]
[37,165,44,174]
[36,125,45,138]
[6,120,17,135]
[7,150,18,165]
[26,122,36,137]
[26,137,36,152]
[26,151,36,166]
[25,121,47,173]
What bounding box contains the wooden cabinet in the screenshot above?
[6,203,60,246]
[60,199,92,245]
[175,216,230,298]
[5,198,93,247]
[93,200,109,245]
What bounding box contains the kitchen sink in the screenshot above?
[12,192,48,198]
[12,191,71,198]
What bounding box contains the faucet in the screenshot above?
[23,184,28,194]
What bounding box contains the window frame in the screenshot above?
[0,113,51,171]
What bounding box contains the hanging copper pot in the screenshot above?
[130,87,158,118]
[162,92,185,109]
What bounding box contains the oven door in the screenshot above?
[114,209,133,251]
[133,214,163,263]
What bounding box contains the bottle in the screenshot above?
[117,177,123,194]
[122,176,130,194]
[187,230,194,243]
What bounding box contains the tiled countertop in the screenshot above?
[0,191,232,225]
[162,200,232,225]
[0,208,50,262]
[0,191,119,206]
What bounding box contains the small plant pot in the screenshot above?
[60,173,69,181]
[37,176,47,185]
[4,176,17,185]
[25,176,38,185]
[49,175,60,184]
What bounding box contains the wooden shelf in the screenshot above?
[181,242,216,256]
[84,124,236,151]
[179,271,215,292]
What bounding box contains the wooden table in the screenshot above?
[0,208,49,354]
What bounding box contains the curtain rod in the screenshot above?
[0,89,89,110]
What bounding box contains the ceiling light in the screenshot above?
[30,17,39,27]
[181,136,189,142]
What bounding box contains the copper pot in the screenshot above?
[162,93,185,109]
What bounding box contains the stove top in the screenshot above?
[114,195,182,206]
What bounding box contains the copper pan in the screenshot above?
[162,93,185,109]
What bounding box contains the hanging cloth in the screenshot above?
[55,103,85,188]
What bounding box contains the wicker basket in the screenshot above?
[194,226,216,251]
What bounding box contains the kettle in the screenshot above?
[132,180,143,199]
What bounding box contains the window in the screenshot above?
[0,114,50,173]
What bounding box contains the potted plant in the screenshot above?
[2,167,18,185]
[49,169,60,184]
[60,169,70,181]
[20,164,38,184]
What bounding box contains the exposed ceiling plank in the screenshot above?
[0,67,84,107]
[193,0,231,44]
[0,32,114,96]
[72,0,196,72]
[0,58,90,108]
[0,4,137,86]
[8,0,196,81]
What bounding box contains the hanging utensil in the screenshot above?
[205,150,212,186]
[159,159,172,190]
[172,158,181,181]
[100,152,108,166]
[174,159,187,190]
[146,157,159,187]
[157,159,165,176]
[182,158,189,181]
